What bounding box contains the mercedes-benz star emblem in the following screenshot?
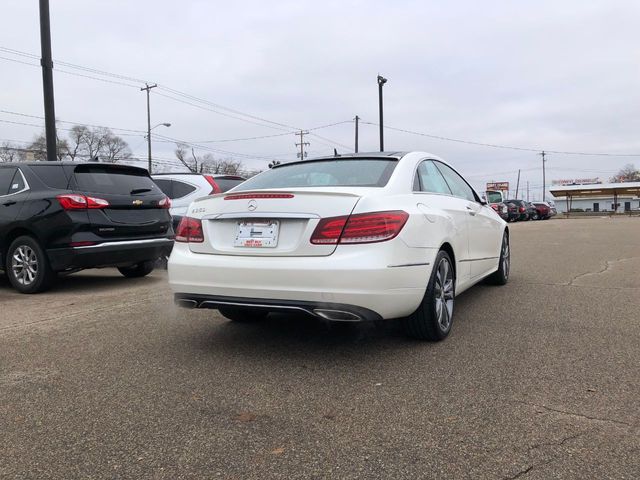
[247,199,257,211]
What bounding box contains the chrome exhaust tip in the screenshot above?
[176,299,198,309]
[313,309,362,322]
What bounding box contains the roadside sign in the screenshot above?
[486,181,509,191]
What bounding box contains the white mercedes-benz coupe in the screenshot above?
[168,152,509,340]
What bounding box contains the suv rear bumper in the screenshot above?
[47,238,174,271]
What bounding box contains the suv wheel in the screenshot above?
[6,236,55,294]
[403,250,455,341]
[117,260,155,278]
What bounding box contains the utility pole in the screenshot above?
[539,150,547,202]
[527,181,530,201]
[295,130,309,160]
[515,169,521,198]
[354,115,360,153]
[141,83,157,173]
[39,0,57,161]
[377,75,387,152]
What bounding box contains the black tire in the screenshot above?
[486,232,510,285]
[218,306,268,322]
[532,213,539,220]
[403,250,455,341]
[117,260,155,278]
[5,235,55,294]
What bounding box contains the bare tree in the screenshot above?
[0,141,26,162]
[28,134,69,161]
[101,132,132,163]
[1,142,24,162]
[611,163,640,183]
[66,125,89,161]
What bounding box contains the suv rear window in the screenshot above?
[73,165,161,195]
[214,177,245,192]
[234,159,397,191]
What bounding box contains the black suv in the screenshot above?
[0,162,174,293]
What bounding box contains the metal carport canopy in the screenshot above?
[550,182,640,198]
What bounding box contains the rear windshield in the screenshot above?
[233,159,397,191]
[486,192,502,203]
[73,165,161,195]
[215,177,245,192]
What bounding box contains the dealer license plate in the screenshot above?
[234,220,280,248]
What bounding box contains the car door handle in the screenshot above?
[2,201,16,207]
[466,205,477,216]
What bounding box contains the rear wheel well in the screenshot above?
[1,228,37,268]
[439,242,456,279]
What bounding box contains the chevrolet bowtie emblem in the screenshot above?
[132,199,143,206]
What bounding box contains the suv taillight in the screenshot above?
[158,196,171,209]
[519,206,525,213]
[311,210,409,245]
[57,194,109,210]
[175,217,204,243]
[203,175,220,194]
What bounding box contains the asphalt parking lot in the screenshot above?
[1,217,639,479]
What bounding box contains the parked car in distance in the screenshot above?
[532,202,551,219]
[0,162,174,293]
[169,152,510,341]
[524,201,538,220]
[505,200,528,221]
[485,190,509,220]
[489,202,509,220]
[152,173,245,228]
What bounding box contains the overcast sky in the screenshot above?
[2,0,640,198]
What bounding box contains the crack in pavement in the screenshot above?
[514,400,636,428]
[502,465,534,480]
[0,293,166,333]
[566,256,640,286]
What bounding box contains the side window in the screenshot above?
[30,165,70,189]
[153,179,173,197]
[171,180,197,199]
[8,169,26,194]
[0,167,17,195]
[414,161,452,195]
[434,162,477,202]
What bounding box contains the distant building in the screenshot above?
[550,182,640,213]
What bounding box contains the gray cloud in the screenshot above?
[1,0,639,198]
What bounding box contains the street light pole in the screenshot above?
[354,115,359,153]
[377,75,387,152]
[141,83,158,173]
[39,0,57,161]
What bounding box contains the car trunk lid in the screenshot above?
[188,188,366,256]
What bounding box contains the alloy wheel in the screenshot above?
[434,257,454,331]
[11,245,39,286]
[502,236,510,279]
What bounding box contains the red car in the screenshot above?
[532,202,551,220]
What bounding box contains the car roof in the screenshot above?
[271,151,407,169]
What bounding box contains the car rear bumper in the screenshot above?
[168,242,436,320]
[47,238,174,271]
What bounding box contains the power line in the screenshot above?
[361,120,640,157]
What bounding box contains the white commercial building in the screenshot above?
[549,182,640,213]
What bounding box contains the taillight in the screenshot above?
[158,196,171,209]
[224,193,295,200]
[203,175,220,194]
[311,210,409,245]
[57,194,109,210]
[519,206,525,213]
[175,217,204,243]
